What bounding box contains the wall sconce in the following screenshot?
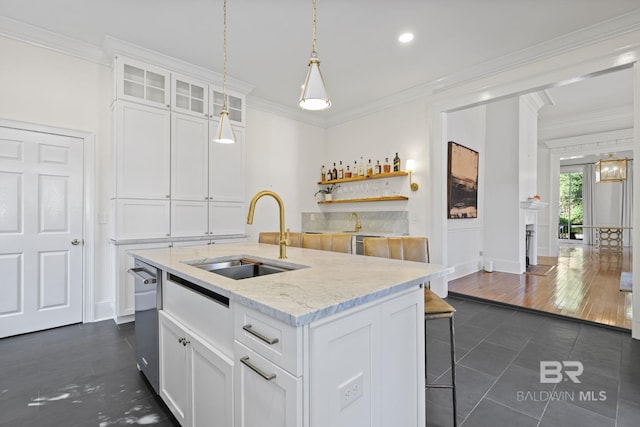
[406,159,419,191]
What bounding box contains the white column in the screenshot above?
[632,62,640,340]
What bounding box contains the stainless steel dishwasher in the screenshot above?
[128,259,161,394]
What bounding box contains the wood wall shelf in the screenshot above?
[318,195,409,204]
[318,171,408,185]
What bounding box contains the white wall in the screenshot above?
[325,100,429,235]
[537,144,552,255]
[484,97,522,273]
[445,105,486,279]
[0,36,113,318]
[244,108,325,239]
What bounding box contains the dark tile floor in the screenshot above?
[0,321,178,426]
[1,297,638,426]
[427,296,640,427]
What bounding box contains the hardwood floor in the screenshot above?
[448,243,633,330]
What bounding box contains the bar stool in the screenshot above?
[301,233,352,254]
[363,237,457,426]
[424,289,457,427]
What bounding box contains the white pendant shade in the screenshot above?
[299,58,331,111]
[214,111,236,144]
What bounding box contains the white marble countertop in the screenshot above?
[131,242,453,326]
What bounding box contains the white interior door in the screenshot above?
[0,126,84,338]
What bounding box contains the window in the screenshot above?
[559,172,583,240]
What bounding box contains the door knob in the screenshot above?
[71,239,81,246]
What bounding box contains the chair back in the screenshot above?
[302,233,352,254]
[363,237,429,263]
[258,231,303,247]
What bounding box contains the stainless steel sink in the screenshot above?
[185,257,303,280]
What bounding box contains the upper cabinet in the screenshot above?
[172,74,209,118]
[211,89,245,126]
[116,57,171,109]
[114,101,171,199]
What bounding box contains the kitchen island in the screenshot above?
[131,242,453,427]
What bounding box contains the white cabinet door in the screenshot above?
[116,57,171,108]
[115,101,171,199]
[190,332,234,427]
[160,311,190,426]
[171,201,209,238]
[210,88,245,124]
[160,311,235,427]
[234,342,302,427]
[171,113,209,201]
[172,74,209,118]
[209,123,244,202]
[113,199,170,240]
[379,289,425,427]
[209,202,245,236]
[309,304,380,427]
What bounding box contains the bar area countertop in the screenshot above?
[131,242,453,326]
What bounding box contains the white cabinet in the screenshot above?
[233,304,303,427]
[171,113,209,201]
[160,311,234,427]
[234,342,302,427]
[172,74,209,118]
[309,287,425,427]
[209,124,244,202]
[171,201,209,238]
[209,202,246,236]
[114,101,171,199]
[116,57,171,109]
[113,199,171,239]
[210,88,245,125]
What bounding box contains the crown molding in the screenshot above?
[2,10,640,127]
[539,106,633,140]
[432,9,640,95]
[544,128,633,153]
[0,16,109,66]
[247,96,327,127]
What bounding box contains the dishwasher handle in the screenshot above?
[128,267,157,284]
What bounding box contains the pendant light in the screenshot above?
[595,154,628,183]
[299,0,331,111]
[214,0,236,143]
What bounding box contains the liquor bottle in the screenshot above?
[327,168,333,181]
[358,157,365,176]
[354,161,358,177]
[366,159,373,177]
[338,161,344,179]
[321,165,326,182]
[393,152,400,172]
[383,157,391,173]
[375,160,382,175]
[345,165,352,178]
[332,162,338,180]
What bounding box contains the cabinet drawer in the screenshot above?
[234,305,303,377]
[163,274,234,359]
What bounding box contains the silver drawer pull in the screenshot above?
[127,267,157,284]
[242,324,279,345]
[240,356,276,381]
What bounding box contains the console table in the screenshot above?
[581,225,632,253]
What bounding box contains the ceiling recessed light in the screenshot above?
[398,32,414,43]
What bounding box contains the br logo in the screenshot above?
[540,361,583,383]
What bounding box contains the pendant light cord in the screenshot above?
[222,0,228,111]
[311,0,317,56]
